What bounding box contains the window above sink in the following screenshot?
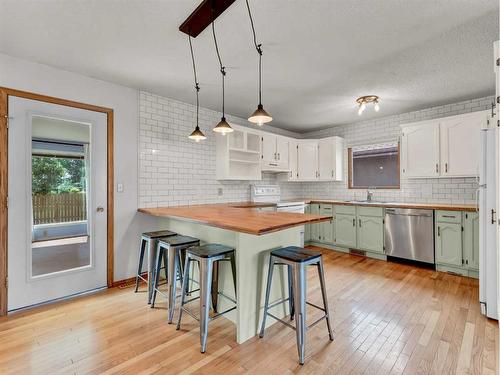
[348,143,400,189]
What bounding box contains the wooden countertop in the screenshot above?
[138,203,331,235]
[279,199,476,212]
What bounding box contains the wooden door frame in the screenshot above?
[0,87,114,316]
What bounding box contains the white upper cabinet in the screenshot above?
[401,110,488,179]
[288,139,298,180]
[401,121,440,178]
[216,125,262,180]
[261,134,290,171]
[318,137,344,181]
[297,141,318,181]
[440,111,485,177]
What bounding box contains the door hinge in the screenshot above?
[4,115,13,129]
[4,276,7,288]
[5,195,8,209]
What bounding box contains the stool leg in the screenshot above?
[211,261,219,313]
[147,239,157,304]
[199,258,214,353]
[259,255,276,338]
[176,253,192,330]
[317,258,334,341]
[230,252,237,300]
[292,263,307,365]
[151,246,163,308]
[288,264,294,320]
[167,246,179,324]
[134,238,146,293]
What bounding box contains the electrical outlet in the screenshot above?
[117,183,124,193]
[218,188,223,196]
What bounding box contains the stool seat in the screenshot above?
[142,230,177,239]
[271,246,321,263]
[159,235,200,247]
[187,244,235,258]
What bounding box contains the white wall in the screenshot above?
[0,53,156,281]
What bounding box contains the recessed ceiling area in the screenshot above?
[0,0,498,132]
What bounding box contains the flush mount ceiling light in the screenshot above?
[356,95,380,115]
[246,0,272,127]
[211,21,233,135]
[187,35,206,142]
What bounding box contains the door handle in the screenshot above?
[96,206,105,213]
[437,226,440,236]
[436,163,439,173]
[352,218,355,227]
[445,163,448,173]
[491,209,496,224]
[359,219,362,227]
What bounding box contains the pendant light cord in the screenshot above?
[188,34,200,128]
[245,0,263,106]
[212,21,226,118]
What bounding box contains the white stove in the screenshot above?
[250,185,306,213]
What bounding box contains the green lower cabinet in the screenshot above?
[334,213,357,248]
[357,216,384,253]
[319,205,334,243]
[435,222,462,267]
[463,212,479,271]
[304,204,311,242]
[310,204,321,242]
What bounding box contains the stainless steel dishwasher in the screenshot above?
[384,208,434,264]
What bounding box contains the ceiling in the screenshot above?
[0,0,498,132]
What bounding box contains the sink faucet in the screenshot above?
[367,189,374,202]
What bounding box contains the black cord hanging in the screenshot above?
[188,34,206,141]
[246,0,272,125]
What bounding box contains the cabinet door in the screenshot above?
[309,204,321,241]
[440,112,484,177]
[319,204,334,243]
[335,214,357,248]
[318,139,334,181]
[276,136,289,170]
[357,216,384,253]
[304,204,311,242]
[463,212,479,270]
[401,122,440,178]
[288,139,298,180]
[297,141,318,180]
[435,222,462,266]
[261,134,277,167]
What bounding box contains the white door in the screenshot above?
[276,136,289,169]
[401,122,440,178]
[261,134,277,168]
[297,141,318,180]
[440,112,485,177]
[288,139,298,180]
[8,97,108,311]
[318,138,333,180]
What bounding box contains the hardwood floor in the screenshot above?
[0,247,497,374]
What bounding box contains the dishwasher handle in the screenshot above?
[385,208,433,217]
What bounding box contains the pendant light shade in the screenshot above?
[248,104,272,126]
[188,125,206,142]
[246,0,272,126]
[213,117,233,134]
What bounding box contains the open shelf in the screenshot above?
[229,158,260,164]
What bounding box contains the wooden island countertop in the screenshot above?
[138,203,331,235]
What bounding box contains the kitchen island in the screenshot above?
[138,203,331,344]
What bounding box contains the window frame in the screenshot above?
[347,143,401,190]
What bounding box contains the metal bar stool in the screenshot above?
[134,230,177,304]
[176,244,237,353]
[150,235,200,323]
[259,246,334,365]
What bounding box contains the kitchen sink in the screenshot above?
[345,200,385,204]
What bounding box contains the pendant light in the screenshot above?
[246,0,272,126]
[187,34,206,142]
[211,21,233,135]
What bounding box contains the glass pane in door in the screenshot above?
[31,116,91,278]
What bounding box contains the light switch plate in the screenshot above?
[117,183,124,193]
